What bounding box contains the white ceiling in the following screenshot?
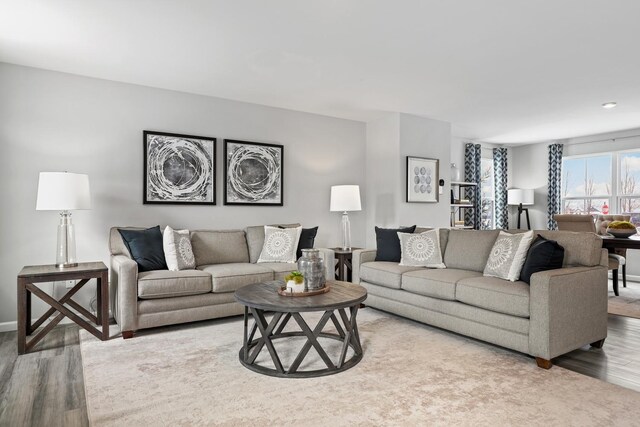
[1,1,640,144]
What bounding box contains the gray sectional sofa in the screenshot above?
[109,224,334,338]
[352,228,609,368]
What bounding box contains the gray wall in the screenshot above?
[365,113,451,246]
[0,63,367,327]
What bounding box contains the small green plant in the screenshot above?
[608,221,636,230]
[285,271,304,284]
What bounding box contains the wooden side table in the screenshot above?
[17,261,109,354]
[331,248,361,282]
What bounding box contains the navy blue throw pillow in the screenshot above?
[280,226,318,259]
[118,226,168,272]
[519,235,565,284]
[375,225,417,262]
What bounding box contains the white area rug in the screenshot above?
[80,309,640,426]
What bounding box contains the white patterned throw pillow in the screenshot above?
[163,226,196,271]
[257,226,302,263]
[398,230,445,268]
[483,231,534,281]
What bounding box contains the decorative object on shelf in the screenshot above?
[284,271,305,293]
[297,249,326,291]
[406,156,439,203]
[606,221,638,238]
[450,163,461,182]
[36,172,91,268]
[450,181,477,229]
[224,139,283,206]
[508,189,534,229]
[143,131,216,205]
[330,185,361,250]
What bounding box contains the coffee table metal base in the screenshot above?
[239,306,362,378]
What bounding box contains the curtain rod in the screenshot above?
[562,133,640,147]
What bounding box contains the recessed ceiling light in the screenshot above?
[602,102,617,109]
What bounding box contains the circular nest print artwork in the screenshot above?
[144,132,216,204]
[225,140,283,205]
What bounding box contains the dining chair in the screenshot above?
[596,214,630,289]
[553,214,623,296]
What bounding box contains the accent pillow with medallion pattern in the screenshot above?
[483,230,534,281]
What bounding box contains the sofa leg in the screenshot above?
[122,330,135,339]
[535,357,553,369]
[591,339,606,349]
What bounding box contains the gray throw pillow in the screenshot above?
[257,226,302,263]
[163,226,196,271]
[398,230,446,268]
[483,231,534,281]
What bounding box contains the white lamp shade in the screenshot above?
[36,172,91,210]
[330,185,361,212]
[508,189,534,206]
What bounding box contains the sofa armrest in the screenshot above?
[111,255,138,332]
[352,249,377,284]
[529,265,608,360]
[600,248,609,267]
[315,248,335,281]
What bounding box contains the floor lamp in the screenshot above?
[508,189,534,230]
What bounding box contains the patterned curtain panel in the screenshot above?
[547,143,564,230]
[464,143,482,229]
[493,147,508,229]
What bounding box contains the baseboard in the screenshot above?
[0,312,114,333]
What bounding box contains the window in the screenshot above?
[561,154,611,215]
[619,151,640,226]
[480,157,494,229]
[561,150,640,229]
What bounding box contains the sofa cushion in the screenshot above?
[118,226,168,272]
[246,223,301,263]
[190,230,249,266]
[137,270,211,299]
[360,261,424,289]
[375,225,417,262]
[456,276,530,318]
[163,226,196,271]
[483,231,534,281]
[198,263,274,293]
[258,226,302,263]
[444,229,499,272]
[398,230,446,268]
[519,235,565,284]
[402,268,482,300]
[258,262,298,280]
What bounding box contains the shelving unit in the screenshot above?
[450,181,477,229]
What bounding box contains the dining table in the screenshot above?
[600,234,640,250]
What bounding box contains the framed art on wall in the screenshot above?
[224,139,284,206]
[143,130,216,205]
[406,156,439,203]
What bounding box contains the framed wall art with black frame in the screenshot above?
[406,156,439,203]
[143,130,216,205]
[224,139,284,206]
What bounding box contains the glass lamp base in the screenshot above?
[56,211,77,268]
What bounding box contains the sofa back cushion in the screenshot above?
[534,230,602,267]
[190,230,249,266]
[443,229,499,272]
[246,223,300,263]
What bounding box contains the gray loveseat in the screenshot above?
[109,224,334,338]
[352,229,609,368]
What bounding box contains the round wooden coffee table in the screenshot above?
[234,280,367,378]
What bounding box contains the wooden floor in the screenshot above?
[2,315,640,426]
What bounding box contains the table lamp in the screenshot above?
[36,172,91,268]
[330,185,361,250]
[508,188,534,230]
